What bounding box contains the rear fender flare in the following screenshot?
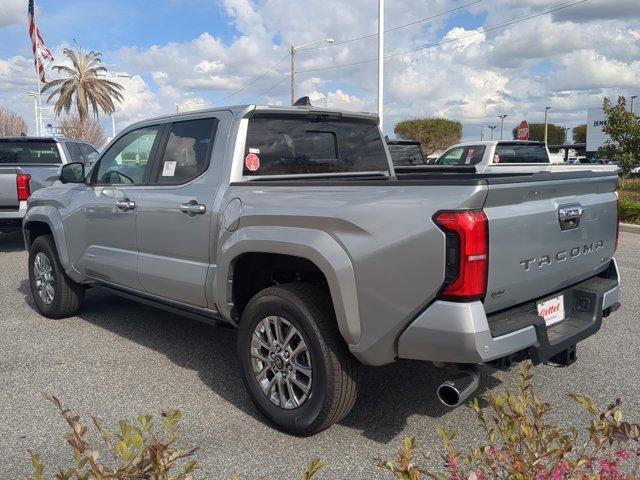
[217,226,361,345]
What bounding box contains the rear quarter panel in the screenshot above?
[220,181,488,365]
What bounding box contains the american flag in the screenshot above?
[28,0,54,84]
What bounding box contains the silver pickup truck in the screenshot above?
[22,105,621,435]
[0,137,98,233]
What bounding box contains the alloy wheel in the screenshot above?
[250,316,313,410]
[33,252,55,305]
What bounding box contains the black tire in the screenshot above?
[28,234,84,319]
[237,283,358,436]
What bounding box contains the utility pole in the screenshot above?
[631,96,638,115]
[378,0,385,130]
[290,45,296,106]
[544,106,551,144]
[290,38,334,105]
[498,115,508,140]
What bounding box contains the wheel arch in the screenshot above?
[218,226,361,345]
[23,207,71,273]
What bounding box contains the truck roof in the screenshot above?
[124,104,380,132]
[451,140,546,148]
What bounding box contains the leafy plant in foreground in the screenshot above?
[28,395,197,480]
[378,363,640,480]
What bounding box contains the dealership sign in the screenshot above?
[517,120,530,140]
[587,107,610,152]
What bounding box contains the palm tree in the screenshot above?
[42,44,124,123]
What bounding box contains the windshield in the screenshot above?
[387,143,425,166]
[0,140,62,164]
[244,114,389,176]
[493,143,549,164]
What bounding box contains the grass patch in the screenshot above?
[618,179,640,224]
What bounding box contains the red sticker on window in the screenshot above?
[245,153,260,172]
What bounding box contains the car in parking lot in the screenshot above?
[22,104,621,435]
[386,139,427,166]
[0,137,98,233]
[434,140,618,174]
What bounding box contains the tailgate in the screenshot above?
[483,171,618,314]
[0,167,18,208]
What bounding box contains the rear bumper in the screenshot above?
[397,259,621,365]
[0,201,27,232]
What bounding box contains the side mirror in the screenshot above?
[60,162,85,184]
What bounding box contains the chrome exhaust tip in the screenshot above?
[437,366,480,408]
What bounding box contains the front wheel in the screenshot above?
[237,283,358,436]
[28,235,84,319]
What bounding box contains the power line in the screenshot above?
[300,0,484,51]
[240,75,291,104]
[213,52,290,105]
[296,0,587,75]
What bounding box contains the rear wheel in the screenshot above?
[237,283,358,436]
[28,235,84,318]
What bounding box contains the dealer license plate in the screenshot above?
[537,295,565,327]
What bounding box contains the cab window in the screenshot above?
[154,118,217,184]
[93,126,161,185]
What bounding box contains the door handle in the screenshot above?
[116,199,136,211]
[180,200,206,216]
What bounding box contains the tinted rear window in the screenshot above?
[387,144,425,166]
[494,144,549,164]
[0,141,62,164]
[243,115,388,176]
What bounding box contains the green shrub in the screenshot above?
[377,363,640,480]
[28,395,198,480]
[620,197,640,224]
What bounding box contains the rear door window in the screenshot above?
[0,140,62,164]
[493,144,549,164]
[154,118,218,184]
[243,114,389,176]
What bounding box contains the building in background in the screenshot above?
[586,107,610,160]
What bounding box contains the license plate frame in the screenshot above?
[537,294,565,327]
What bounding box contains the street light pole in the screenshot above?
[480,124,485,141]
[378,0,385,130]
[631,96,638,115]
[488,125,497,141]
[544,106,551,144]
[290,38,334,105]
[498,115,508,140]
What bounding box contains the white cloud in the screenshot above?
[0,0,24,28]
[1,0,639,139]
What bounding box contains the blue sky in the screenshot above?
[1,0,638,140]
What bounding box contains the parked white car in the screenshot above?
[434,141,617,174]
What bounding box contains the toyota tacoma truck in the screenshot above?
[0,137,98,233]
[22,105,621,435]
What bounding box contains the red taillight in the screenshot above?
[17,173,31,202]
[435,210,488,301]
[615,191,620,252]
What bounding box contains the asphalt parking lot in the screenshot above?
[0,231,638,479]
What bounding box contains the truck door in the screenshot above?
[135,113,230,308]
[65,125,164,290]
